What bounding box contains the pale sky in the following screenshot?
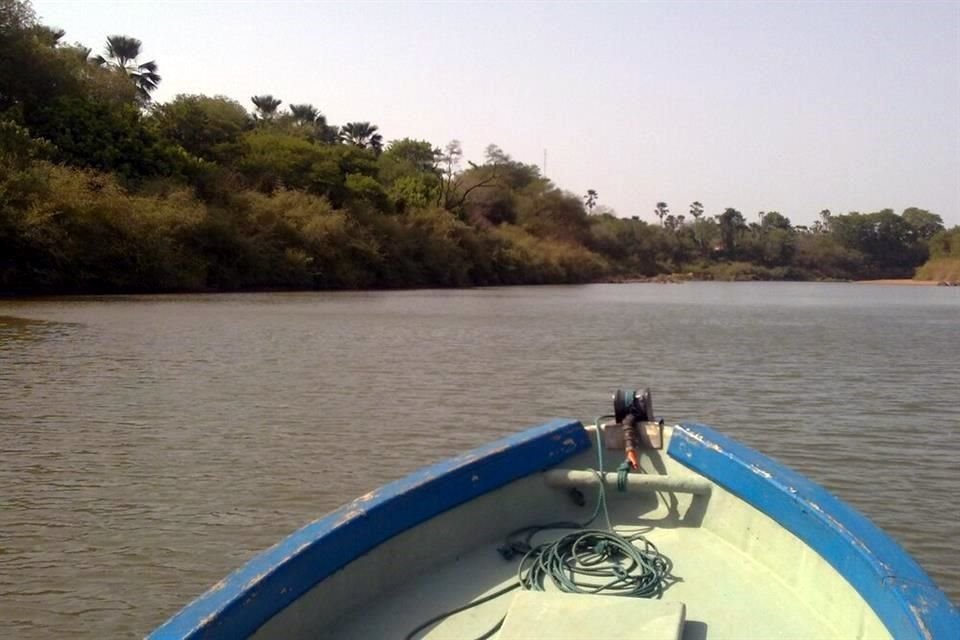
[33,1,960,226]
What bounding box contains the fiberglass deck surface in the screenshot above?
[327,520,841,640]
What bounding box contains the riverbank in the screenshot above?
[855,279,958,286]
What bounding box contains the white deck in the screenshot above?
[329,519,844,638]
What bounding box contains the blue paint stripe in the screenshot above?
[149,419,590,640]
[668,423,959,640]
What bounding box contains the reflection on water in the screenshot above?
[0,315,76,346]
[0,283,958,637]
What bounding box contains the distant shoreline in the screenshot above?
[854,279,949,286]
[3,278,959,300]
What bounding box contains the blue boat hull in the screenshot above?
[149,419,957,640]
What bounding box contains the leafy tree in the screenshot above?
[812,209,832,233]
[93,35,160,102]
[0,0,34,30]
[437,139,503,213]
[234,130,377,206]
[518,189,591,245]
[27,95,183,178]
[381,138,440,174]
[345,173,389,209]
[153,94,251,161]
[1,6,133,116]
[793,232,862,279]
[0,118,53,167]
[927,227,960,259]
[484,144,510,165]
[377,138,441,212]
[901,207,944,242]
[313,120,339,145]
[716,208,746,255]
[829,209,926,276]
[760,211,791,230]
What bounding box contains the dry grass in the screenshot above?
[856,279,940,286]
[915,258,960,282]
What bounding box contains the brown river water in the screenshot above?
[0,282,957,637]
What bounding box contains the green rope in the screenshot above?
[616,460,632,492]
[404,416,672,640]
[518,528,669,598]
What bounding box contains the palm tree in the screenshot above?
[689,202,705,252]
[316,122,340,145]
[689,201,704,220]
[655,201,669,226]
[584,189,598,213]
[289,103,319,126]
[340,122,383,154]
[251,95,282,122]
[94,35,160,101]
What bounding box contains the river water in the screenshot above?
[0,282,957,637]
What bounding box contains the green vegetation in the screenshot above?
[915,227,960,282]
[1,0,955,294]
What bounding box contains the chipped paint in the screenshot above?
[749,464,772,479]
[357,489,380,503]
[909,605,933,640]
[244,572,268,591]
[334,508,365,526]
[676,426,725,454]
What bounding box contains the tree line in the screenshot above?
[1,0,955,294]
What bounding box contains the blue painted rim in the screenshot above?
[669,423,959,640]
[148,419,591,640]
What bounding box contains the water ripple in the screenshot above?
[0,283,958,637]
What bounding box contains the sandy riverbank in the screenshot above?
[854,279,948,286]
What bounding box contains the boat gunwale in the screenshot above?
[147,418,591,640]
[670,422,958,640]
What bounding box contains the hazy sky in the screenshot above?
[33,1,960,226]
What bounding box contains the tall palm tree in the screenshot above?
[655,202,669,226]
[689,201,704,220]
[584,189,598,213]
[251,95,283,122]
[94,35,160,101]
[340,122,383,154]
[289,103,319,126]
[689,202,705,252]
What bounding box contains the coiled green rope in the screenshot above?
[518,529,669,598]
[404,417,673,640]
